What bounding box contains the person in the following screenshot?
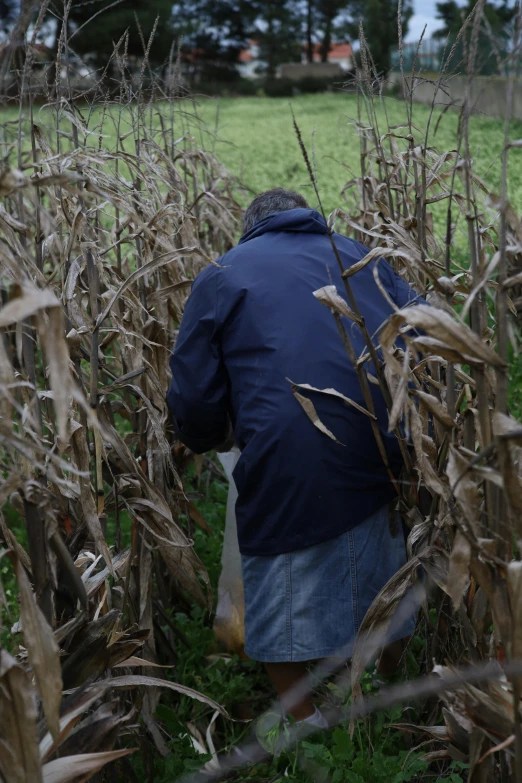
[167,188,421,729]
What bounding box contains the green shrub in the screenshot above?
[264,78,296,97]
[263,75,342,97]
[295,75,336,93]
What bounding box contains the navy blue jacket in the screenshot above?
[167,209,420,556]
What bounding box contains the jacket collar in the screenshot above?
[239,208,328,244]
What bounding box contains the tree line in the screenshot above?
[0,0,518,88]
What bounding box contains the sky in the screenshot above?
[406,0,447,42]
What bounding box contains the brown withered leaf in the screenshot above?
[0,332,14,423]
[107,674,231,718]
[350,557,422,709]
[188,501,211,533]
[104,482,209,611]
[0,285,59,327]
[0,203,28,234]
[446,446,482,536]
[408,400,448,498]
[61,610,121,689]
[83,549,130,597]
[390,722,449,741]
[342,246,414,279]
[396,305,506,368]
[0,167,25,197]
[312,285,361,323]
[459,681,514,741]
[387,347,411,431]
[413,389,456,429]
[419,547,450,595]
[503,270,522,289]
[506,562,522,662]
[15,557,63,745]
[39,683,108,762]
[419,750,453,762]
[113,656,174,668]
[469,558,512,648]
[292,390,344,444]
[57,703,131,758]
[0,650,43,783]
[411,335,482,366]
[388,375,409,432]
[96,247,198,328]
[497,438,522,538]
[70,425,114,573]
[41,748,134,783]
[447,531,471,610]
[36,307,71,443]
[288,380,376,419]
[493,411,522,446]
[0,510,32,572]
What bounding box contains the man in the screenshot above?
[167,189,419,728]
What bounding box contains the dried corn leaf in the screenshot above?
[36,307,71,442]
[292,390,344,444]
[0,650,43,783]
[107,674,230,718]
[96,246,198,328]
[70,425,114,573]
[350,557,422,707]
[446,446,481,536]
[447,531,471,610]
[507,562,522,661]
[42,748,133,783]
[397,305,506,368]
[493,411,522,446]
[413,389,456,429]
[15,557,63,744]
[289,380,375,419]
[0,286,59,327]
[312,285,361,323]
[39,683,108,762]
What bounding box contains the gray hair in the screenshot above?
[242,188,310,234]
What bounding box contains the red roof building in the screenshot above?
[305,42,352,67]
[237,40,352,78]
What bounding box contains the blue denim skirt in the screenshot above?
[241,504,416,662]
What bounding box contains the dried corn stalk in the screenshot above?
[0,21,240,780]
[340,8,522,779]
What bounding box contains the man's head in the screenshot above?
[242,188,310,235]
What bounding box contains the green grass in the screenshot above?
[129,461,466,782]
[193,93,522,233]
[6,92,522,241]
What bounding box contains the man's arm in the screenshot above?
[386,263,426,310]
[167,271,229,454]
[350,238,425,309]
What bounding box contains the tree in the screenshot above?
[434,0,516,73]
[172,0,303,79]
[170,0,259,79]
[315,0,351,62]
[434,0,515,40]
[346,0,413,75]
[0,0,18,37]
[0,0,40,94]
[68,0,176,67]
[305,0,313,61]
[256,0,303,77]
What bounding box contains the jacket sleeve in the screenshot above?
[379,259,427,310]
[166,270,229,454]
[350,239,426,309]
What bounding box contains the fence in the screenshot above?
[391,34,511,77]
